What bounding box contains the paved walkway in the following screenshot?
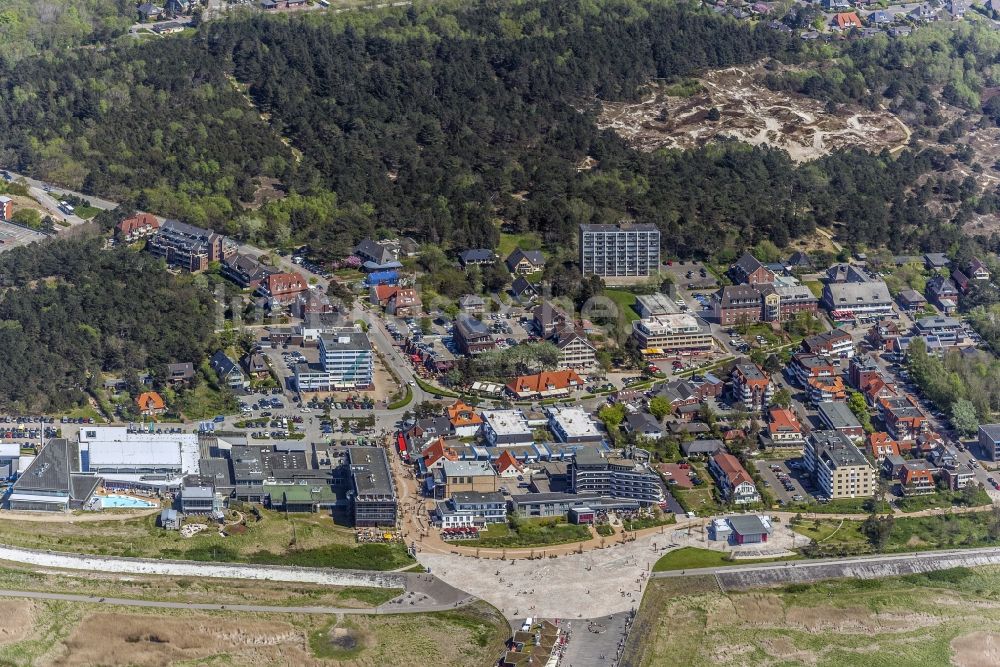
[0,588,454,615]
[418,529,672,619]
[0,545,472,613]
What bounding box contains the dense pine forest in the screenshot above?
[0,232,217,411]
[0,0,995,259]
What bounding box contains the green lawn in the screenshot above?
[497,231,542,258]
[65,404,103,422]
[623,513,676,532]
[784,496,875,515]
[804,280,823,298]
[791,518,867,545]
[652,547,797,572]
[604,289,641,322]
[72,204,101,219]
[739,322,782,346]
[0,509,414,571]
[414,376,459,398]
[387,385,413,410]
[465,517,591,548]
[176,383,239,420]
[894,488,991,513]
[792,510,1000,555]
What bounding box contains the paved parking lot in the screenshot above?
[0,221,46,252]
[754,459,811,504]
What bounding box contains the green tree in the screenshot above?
[950,398,979,437]
[847,390,874,433]
[11,209,41,229]
[648,396,671,420]
[598,403,626,429]
[771,387,792,409]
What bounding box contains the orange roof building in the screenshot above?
[768,407,803,444]
[807,375,847,403]
[900,461,935,495]
[866,432,900,462]
[115,213,160,240]
[371,284,399,305]
[835,11,862,28]
[494,450,524,478]
[136,391,166,416]
[447,400,483,437]
[506,370,583,399]
[708,452,760,505]
[421,437,459,470]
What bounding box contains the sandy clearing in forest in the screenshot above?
[598,63,908,162]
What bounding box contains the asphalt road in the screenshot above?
[2,169,117,229]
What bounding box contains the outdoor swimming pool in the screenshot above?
[99,494,158,509]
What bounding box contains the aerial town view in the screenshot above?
[7,0,1000,664]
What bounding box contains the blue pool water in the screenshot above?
[100,494,158,509]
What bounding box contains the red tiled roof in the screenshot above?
[712,452,753,488]
[506,370,583,396]
[136,391,165,412]
[422,437,459,468]
[768,408,801,434]
[373,285,399,304]
[116,213,159,236]
[494,450,523,474]
[265,272,307,296]
[836,11,862,27]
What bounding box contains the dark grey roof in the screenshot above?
[506,249,545,268]
[728,514,770,536]
[810,430,868,468]
[353,239,396,264]
[511,276,537,297]
[319,331,371,351]
[12,438,76,495]
[658,379,696,403]
[715,284,763,307]
[817,401,863,430]
[348,447,395,499]
[625,412,662,434]
[681,439,725,455]
[452,490,505,504]
[458,249,495,264]
[924,252,951,268]
[210,350,240,377]
[455,314,491,339]
[732,252,766,277]
[786,251,812,267]
[927,275,958,296]
[71,474,101,502]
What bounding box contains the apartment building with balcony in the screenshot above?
[579,223,660,278]
[731,361,773,412]
[804,430,876,499]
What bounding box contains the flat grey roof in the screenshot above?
[348,447,395,499]
[319,331,371,351]
[817,401,863,430]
